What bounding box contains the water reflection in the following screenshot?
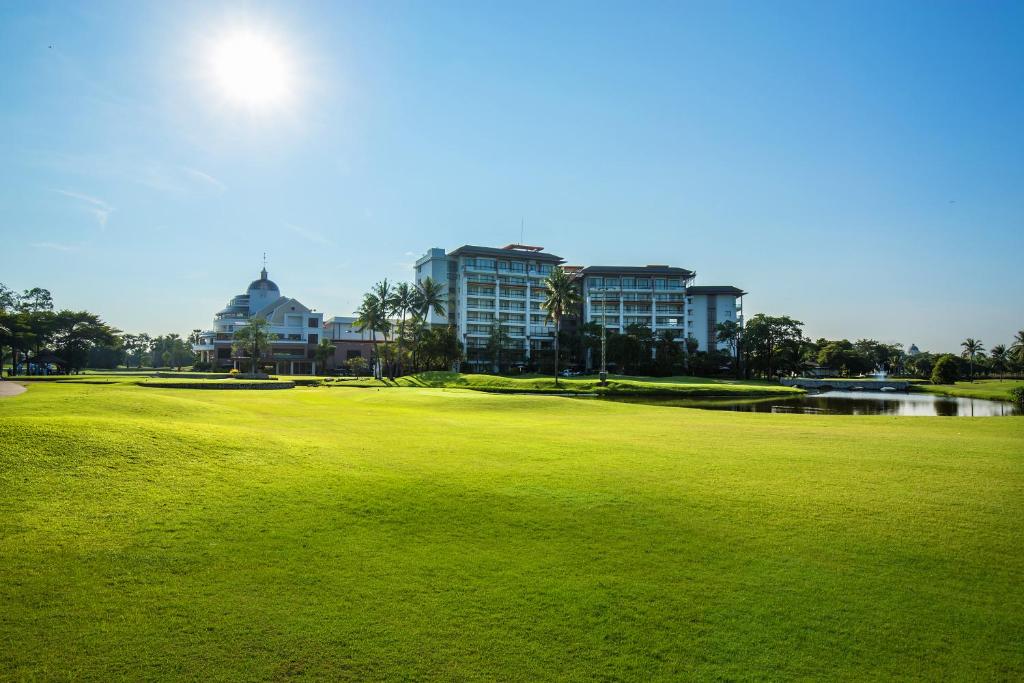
[606,390,1021,417]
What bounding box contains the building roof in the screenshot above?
[686,285,747,296]
[579,265,695,277]
[247,267,280,293]
[448,244,564,263]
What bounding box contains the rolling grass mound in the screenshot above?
[913,379,1024,402]
[338,371,804,397]
[0,382,1021,679]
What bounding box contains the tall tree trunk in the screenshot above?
[553,316,560,386]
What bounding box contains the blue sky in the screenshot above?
[1,0,1021,351]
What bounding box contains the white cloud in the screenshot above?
[286,223,334,247]
[31,241,79,252]
[181,166,227,192]
[53,189,114,229]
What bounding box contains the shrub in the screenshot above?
[1010,387,1024,406]
[930,355,959,385]
[229,368,240,376]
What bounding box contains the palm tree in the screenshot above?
[372,280,396,378]
[1011,330,1024,374]
[412,276,448,371]
[232,316,275,374]
[990,344,1008,378]
[389,282,417,376]
[540,267,581,386]
[354,293,390,380]
[414,276,447,321]
[960,338,984,381]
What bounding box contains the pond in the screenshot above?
[607,390,1021,417]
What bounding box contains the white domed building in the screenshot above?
[193,267,326,374]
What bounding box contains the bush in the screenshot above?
[229,368,240,376]
[931,355,959,385]
[1010,387,1024,406]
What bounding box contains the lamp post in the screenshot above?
[598,287,608,386]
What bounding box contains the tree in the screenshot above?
[716,320,741,377]
[931,354,959,385]
[232,317,276,374]
[314,339,335,374]
[0,283,16,313]
[18,287,53,313]
[50,310,118,371]
[653,330,682,376]
[742,314,805,378]
[346,355,369,378]
[540,267,581,385]
[816,339,873,377]
[354,292,390,380]
[1011,330,1024,371]
[388,282,417,376]
[137,333,152,367]
[484,321,510,373]
[990,344,1008,378]
[414,276,447,321]
[960,338,984,381]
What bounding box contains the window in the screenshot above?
[346,350,362,360]
[622,277,635,288]
[308,318,318,328]
[308,334,318,344]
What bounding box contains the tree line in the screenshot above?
[0,284,117,374]
[0,282,199,374]
[733,314,1024,382]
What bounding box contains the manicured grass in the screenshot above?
[1,382,1022,679]
[332,371,803,397]
[914,379,1024,402]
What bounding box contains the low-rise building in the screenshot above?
[323,316,377,369]
[193,268,325,374]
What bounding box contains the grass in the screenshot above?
[331,371,803,397]
[913,378,1024,402]
[1,382,1022,679]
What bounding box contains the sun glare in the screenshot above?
[209,30,291,108]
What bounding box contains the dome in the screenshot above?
[247,267,280,294]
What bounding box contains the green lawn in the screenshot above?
[914,379,1024,402]
[1,382,1022,679]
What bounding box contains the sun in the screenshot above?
[209,30,291,108]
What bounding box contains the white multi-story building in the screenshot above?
[414,245,747,368]
[578,265,696,341]
[684,286,746,352]
[415,244,564,368]
[415,244,746,369]
[193,267,325,374]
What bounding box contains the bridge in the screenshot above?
[781,378,911,391]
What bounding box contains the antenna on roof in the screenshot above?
[520,218,524,245]
[262,252,267,269]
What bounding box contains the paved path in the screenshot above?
[0,381,27,398]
